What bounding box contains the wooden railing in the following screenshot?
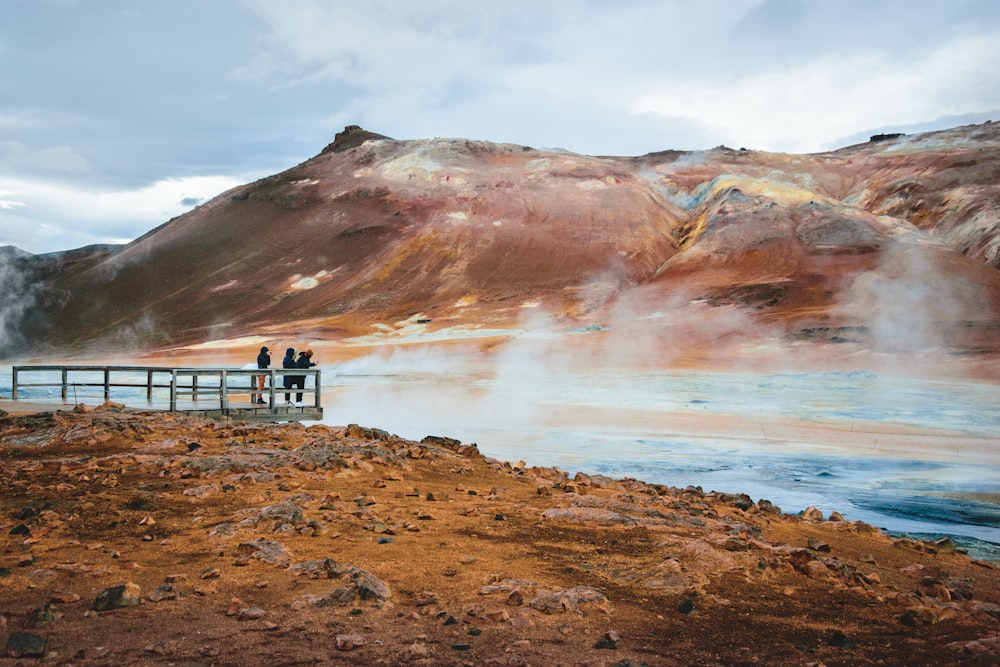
[10,365,322,417]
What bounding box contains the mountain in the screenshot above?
[5,123,1000,360]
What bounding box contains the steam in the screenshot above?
[0,253,42,357]
[837,240,985,355]
[323,284,782,444]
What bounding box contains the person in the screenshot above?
[254,346,270,404]
[282,347,296,404]
[294,348,316,405]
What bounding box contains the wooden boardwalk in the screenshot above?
[9,365,323,422]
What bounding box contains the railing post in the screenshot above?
[170,370,178,411]
[103,368,110,401]
[269,369,276,406]
[147,370,154,402]
[314,369,322,408]
[192,374,199,402]
[11,367,18,400]
[220,370,228,411]
[61,368,68,400]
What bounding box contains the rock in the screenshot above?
[236,538,294,567]
[148,584,180,602]
[901,605,942,626]
[27,604,61,628]
[93,582,141,611]
[405,642,429,659]
[335,634,366,651]
[528,586,611,614]
[828,630,853,648]
[677,599,694,614]
[808,537,831,552]
[287,558,345,579]
[801,506,824,522]
[313,586,357,607]
[49,591,81,604]
[802,560,833,580]
[236,607,266,621]
[5,632,48,658]
[351,566,392,603]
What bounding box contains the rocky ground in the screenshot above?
[1,404,999,666]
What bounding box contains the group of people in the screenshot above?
[252,345,317,406]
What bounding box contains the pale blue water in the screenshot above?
[5,363,999,558]
[320,364,1000,557]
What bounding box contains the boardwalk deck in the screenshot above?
[9,365,323,422]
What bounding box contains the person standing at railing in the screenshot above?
[282,348,296,405]
[254,346,270,404]
[294,348,316,405]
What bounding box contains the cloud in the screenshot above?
[634,33,1000,153]
[0,174,251,254]
[3,0,999,253]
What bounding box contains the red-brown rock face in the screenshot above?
[12,122,1000,358]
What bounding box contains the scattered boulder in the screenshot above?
[5,633,48,658]
[528,587,611,615]
[93,582,142,611]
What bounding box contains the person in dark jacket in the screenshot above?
[282,348,296,404]
[294,348,316,405]
[254,346,270,404]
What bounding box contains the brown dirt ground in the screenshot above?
[1,405,998,666]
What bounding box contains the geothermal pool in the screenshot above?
[5,358,999,557]
[321,356,1000,556]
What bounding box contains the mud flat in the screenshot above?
[1,405,999,665]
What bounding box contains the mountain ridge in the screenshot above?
[3,122,999,361]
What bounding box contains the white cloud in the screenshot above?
[0,174,251,253]
[1,0,998,252]
[633,33,1000,153]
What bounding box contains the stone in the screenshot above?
[405,642,429,659]
[27,604,61,628]
[335,634,366,651]
[287,558,345,579]
[808,537,831,552]
[236,607,266,621]
[314,586,357,607]
[5,632,48,658]
[148,584,180,602]
[93,582,141,611]
[49,591,81,604]
[236,538,294,567]
[801,506,824,522]
[351,566,392,603]
[529,586,611,614]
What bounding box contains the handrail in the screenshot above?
[10,365,322,416]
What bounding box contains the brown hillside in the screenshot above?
[10,122,1000,359]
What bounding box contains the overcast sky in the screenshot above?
[2,0,998,255]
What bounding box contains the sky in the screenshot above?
[1,0,999,255]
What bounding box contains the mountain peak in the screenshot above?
[322,125,393,154]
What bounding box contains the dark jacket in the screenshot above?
[296,353,316,370]
[282,349,296,388]
[257,347,270,369]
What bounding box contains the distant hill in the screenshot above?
[4,122,1000,358]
